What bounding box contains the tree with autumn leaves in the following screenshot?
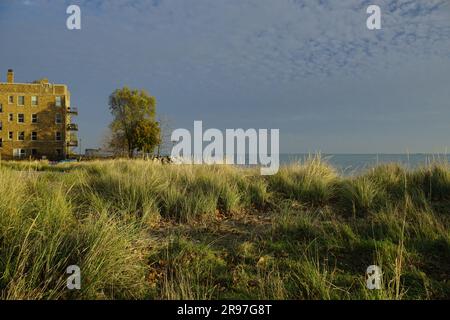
[108,87,161,157]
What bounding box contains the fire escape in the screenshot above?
[66,106,79,154]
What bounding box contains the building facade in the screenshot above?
[0,69,78,160]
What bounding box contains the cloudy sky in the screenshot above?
[0,0,449,153]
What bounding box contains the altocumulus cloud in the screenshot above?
[5,0,450,83]
[63,0,450,82]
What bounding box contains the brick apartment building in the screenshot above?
[0,69,78,160]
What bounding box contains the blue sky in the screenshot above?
[1,0,449,153]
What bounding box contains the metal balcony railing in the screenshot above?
[67,107,78,115]
[67,123,78,131]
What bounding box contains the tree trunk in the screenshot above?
[128,146,133,158]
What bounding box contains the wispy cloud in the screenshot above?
[6,0,449,83]
[78,1,449,76]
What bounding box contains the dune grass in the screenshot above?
[0,157,448,299]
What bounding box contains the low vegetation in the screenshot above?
[0,156,449,299]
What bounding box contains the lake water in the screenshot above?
[280,154,450,174]
[170,153,450,175]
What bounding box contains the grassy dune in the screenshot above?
[0,157,449,299]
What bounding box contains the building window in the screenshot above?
[8,113,13,122]
[18,131,25,141]
[0,138,2,148]
[0,103,2,113]
[18,96,25,106]
[55,113,62,124]
[31,149,38,156]
[8,132,13,140]
[13,149,26,158]
[8,96,14,104]
[55,131,62,141]
[0,121,2,131]
[18,114,25,123]
[31,96,38,106]
[56,149,62,157]
[55,96,62,107]
[32,114,38,123]
[31,132,37,141]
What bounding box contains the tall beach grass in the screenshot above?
[0,156,448,299]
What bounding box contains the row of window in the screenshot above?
[0,113,63,124]
[0,96,63,107]
[0,132,63,145]
[7,148,63,158]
